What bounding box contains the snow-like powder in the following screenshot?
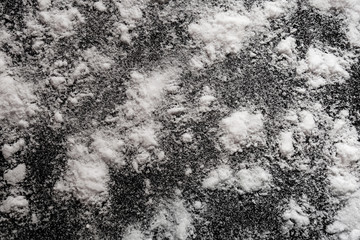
[219,111,264,152]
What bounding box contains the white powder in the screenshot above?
[37,0,51,10]
[55,159,110,203]
[91,132,126,166]
[0,196,29,214]
[297,47,351,88]
[298,110,316,134]
[309,0,360,46]
[188,0,295,64]
[38,8,85,36]
[327,190,360,238]
[123,68,179,119]
[189,11,252,61]
[235,167,272,192]
[83,47,114,72]
[94,1,107,12]
[54,111,64,122]
[49,76,66,89]
[0,74,37,124]
[219,111,264,152]
[328,167,358,195]
[335,142,360,164]
[3,164,26,185]
[202,165,233,189]
[123,228,146,240]
[54,143,110,203]
[203,165,271,193]
[181,133,193,143]
[276,36,297,57]
[149,199,194,240]
[279,131,295,158]
[2,138,25,160]
[282,200,310,231]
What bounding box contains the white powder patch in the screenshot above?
[55,159,109,203]
[0,196,29,215]
[54,143,110,203]
[83,47,114,72]
[219,111,264,152]
[3,164,26,185]
[202,165,234,189]
[298,110,316,134]
[297,47,351,88]
[328,166,359,195]
[123,227,146,240]
[203,165,271,193]
[37,0,51,10]
[181,133,193,143]
[327,190,360,238]
[335,142,360,165]
[276,36,297,58]
[149,199,194,240]
[0,74,37,125]
[188,0,296,64]
[122,68,180,120]
[279,131,295,158]
[188,11,253,61]
[94,1,107,12]
[112,0,149,43]
[38,8,85,36]
[309,0,360,46]
[235,167,272,192]
[91,133,126,166]
[2,138,26,160]
[282,200,310,233]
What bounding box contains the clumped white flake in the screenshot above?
[149,200,194,240]
[282,200,310,231]
[335,142,360,164]
[38,8,85,36]
[55,159,110,203]
[202,165,271,193]
[279,131,295,157]
[235,167,272,192]
[297,47,351,88]
[202,165,233,189]
[328,167,358,195]
[0,196,29,214]
[220,111,264,152]
[298,110,316,134]
[37,0,51,10]
[276,36,296,57]
[309,0,360,46]
[0,74,37,124]
[94,1,107,12]
[327,191,360,238]
[2,138,26,160]
[3,164,26,185]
